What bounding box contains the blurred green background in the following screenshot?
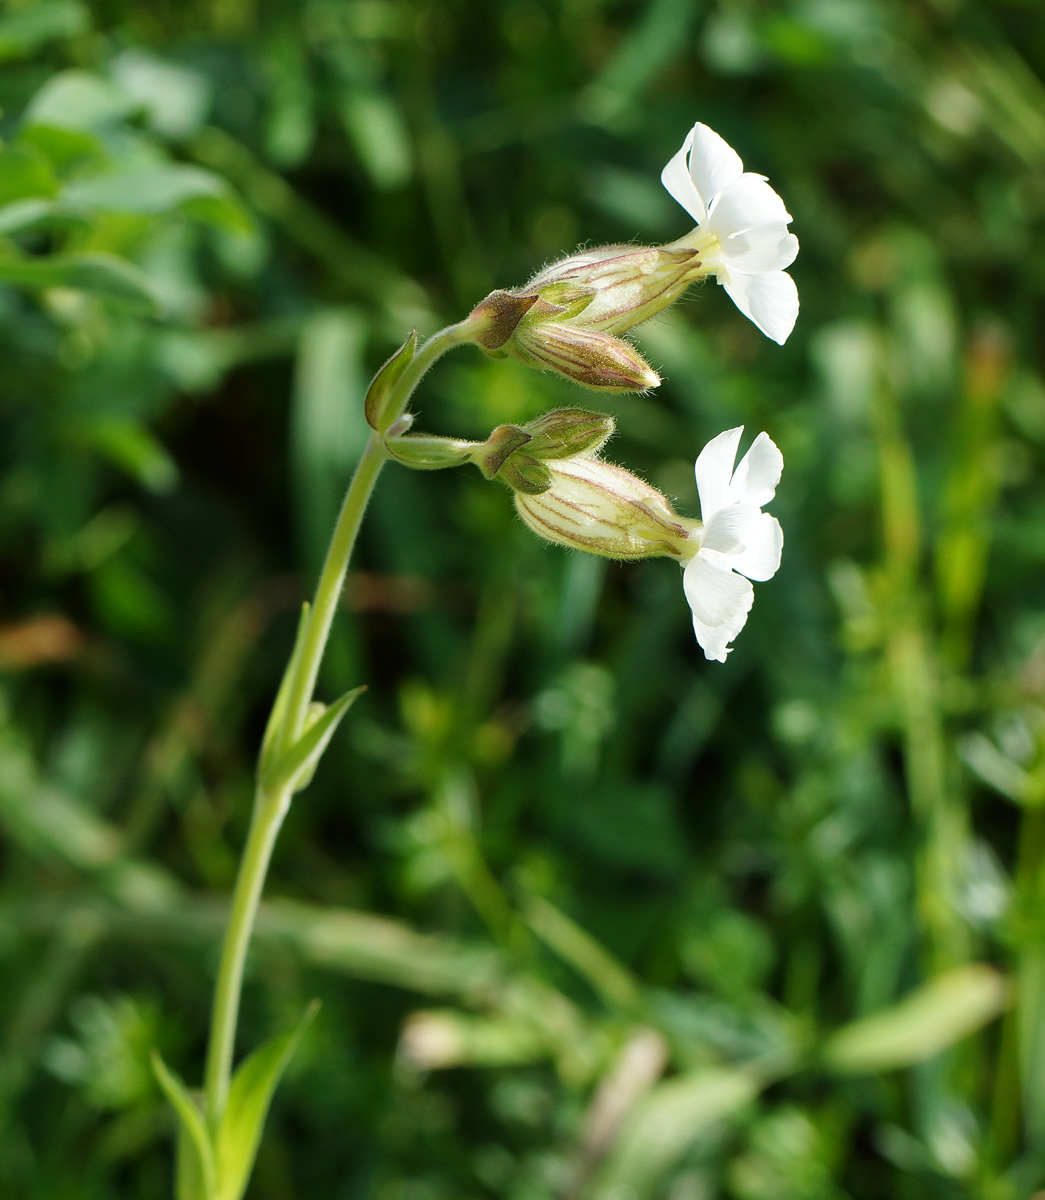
[2,0,1045,1196]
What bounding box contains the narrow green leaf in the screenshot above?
[258,602,311,771]
[364,331,417,432]
[76,417,179,494]
[523,894,640,1012]
[175,1121,212,1200]
[340,90,412,191]
[823,964,1009,1074]
[0,252,157,307]
[215,1001,319,1200]
[263,686,366,794]
[383,434,475,470]
[151,1050,216,1200]
[61,164,249,230]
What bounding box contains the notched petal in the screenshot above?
[687,124,745,213]
[728,431,784,508]
[694,426,743,519]
[661,126,705,223]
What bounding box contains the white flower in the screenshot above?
[682,426,783,661]
[661,123,799,344]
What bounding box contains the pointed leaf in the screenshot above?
[263,686,366,793]
[364,331,417,432]
[259,602,311,771]
[176,1121,212,1200]
[215,1001,319,1200]
[151,1050,216,1200]
[383,434,475,470]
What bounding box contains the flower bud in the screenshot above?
[521,244,702,335]
[465,242,708,391]
[522,408,615,460]
[510,321,660,393]
[469,409,616,495]
[514,456,697,561]
[466,243,702,366]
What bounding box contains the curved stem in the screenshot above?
[283,320,474,744]
[200,319,473,1133]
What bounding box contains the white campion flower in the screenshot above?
[661,123,799,345]
[681,426,783,661]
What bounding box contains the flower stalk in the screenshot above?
[199,318,475,1138]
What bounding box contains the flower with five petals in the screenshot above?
[681,426,783,661]
[662,123,799,345]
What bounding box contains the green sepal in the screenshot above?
[258,602,311,774]
[364,331,418,433]
[215,1001,320,1200]
[474,424,532,480]
[384,434,477,470]
[467,289,538,350]
[525,282,594,320]
[261,686,366,794]
[499,455,551,495]
[151,1050,216,1200]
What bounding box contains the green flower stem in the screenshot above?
[202,779,292,1127]
[280,433,389,748]
[200,319,474,1132]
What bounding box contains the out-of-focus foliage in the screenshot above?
[2,0,1045,1196]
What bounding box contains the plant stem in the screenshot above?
[281,433,388,745]
[282,321,475,745]
[200,320,472,1131]
[202,781,291,1125]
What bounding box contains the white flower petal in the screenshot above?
[687,124,745,214]
[717,225,799,274]
[700,501,757,556]
[721,270,799,345]
[683,551,754,629]
[694,426,742,519]
[685,425,784,659]
[730,511,783,582]
[692,606,750,662]
[683,554,754,662]
[660,127,705,223]
[727,431,783,508]
[707,174,792,236]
